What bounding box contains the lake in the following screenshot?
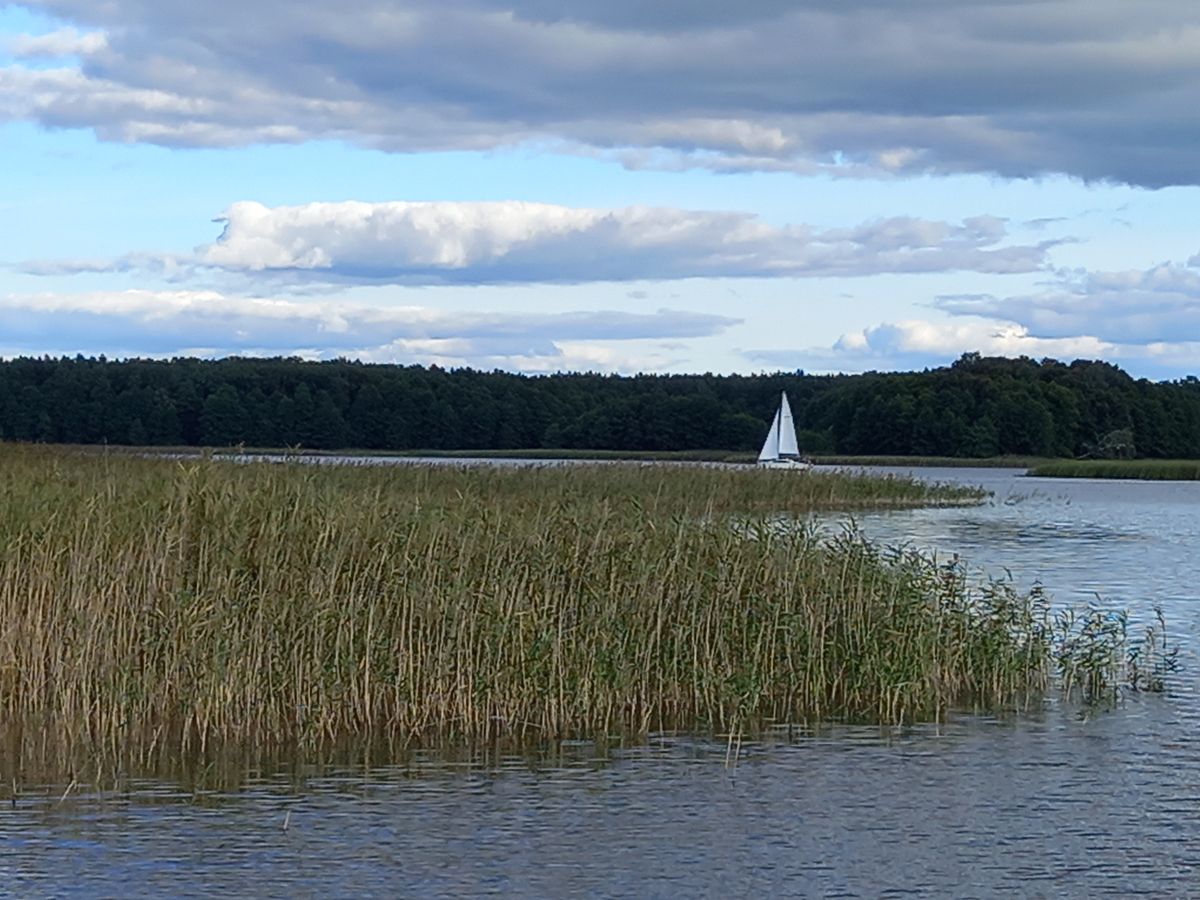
[4,467,1199,897]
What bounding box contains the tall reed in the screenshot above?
[0,445,1049,768]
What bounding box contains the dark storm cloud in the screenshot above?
[5,0,1200,185]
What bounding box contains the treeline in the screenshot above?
[0,353,1197,458]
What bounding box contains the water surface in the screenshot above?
[5,467,1199,898]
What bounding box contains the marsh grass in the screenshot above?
[0,444,1145,777]
[98,445,1052,468]
[1053,604,1180,704]
[94,445,752,463]
[1030,459,1200,480]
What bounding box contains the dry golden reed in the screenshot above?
[0,444,1053,764]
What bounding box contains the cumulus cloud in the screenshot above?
[0,288,739,370]
[749,253,1200,376]
[833,319,1112,363]
[935,262,1200,343]
[22,200,1049,285]
[3,1,1200,184]
[748,318,1200,378]
[746,318,1113,373]
[347,338,691,373]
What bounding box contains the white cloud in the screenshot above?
[349,337,689,372]
[747,252,1200,377]
[8,27,106,57]
[746,317,1116,373]
[23,200,1050,285]
[935,262,1200,343]
[4,1,1200,184]
[0,288,739,371]
[748,318,1200,377]
[832,319,1114,360]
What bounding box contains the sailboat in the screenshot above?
[758,391,812,469]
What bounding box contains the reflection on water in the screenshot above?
[842,469,1200,623]
[5,467,1200,897]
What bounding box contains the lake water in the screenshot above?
[4,467,1200,898]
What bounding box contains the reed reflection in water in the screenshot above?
[5,466,1200,897]
[6,702,1200,898]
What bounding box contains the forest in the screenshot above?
[0,353,1197,458]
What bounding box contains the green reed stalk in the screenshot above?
[0,444,1102,768]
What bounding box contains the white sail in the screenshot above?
[758,406,781,462]
[777,392,799,457]
[758,391,808,468]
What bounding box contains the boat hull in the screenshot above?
[757,458,813,471]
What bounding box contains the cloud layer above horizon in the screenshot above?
[0,288,741,371]
[5,0,1200,186]
[22,200,1051,285]
[2,1,1199,379]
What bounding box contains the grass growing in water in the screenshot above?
[0,445,1157,773]
[1029,459,1200,480]
[1054,605,1180,702]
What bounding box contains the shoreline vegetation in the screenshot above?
[105,444,1200,480]
[1,354,1198,463]
[227,448,1200,479]
[0,444,1168,782]
[1028,459,1200,481]
[96,443,1054,469]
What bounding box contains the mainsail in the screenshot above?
[777,392,799,457]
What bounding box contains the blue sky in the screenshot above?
[2,1,1199,377]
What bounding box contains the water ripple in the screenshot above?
[5,468,1200,898]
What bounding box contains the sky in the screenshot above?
[1,1,1198,378]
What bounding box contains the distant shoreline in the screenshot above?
[80,443,1045,467]
[53,443,1200,478]
[1027,460,1200,481]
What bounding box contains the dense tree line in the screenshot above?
[0,353,1197,458]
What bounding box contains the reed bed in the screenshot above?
[1029,459,1200,480]
[0,444,1071,772]
[93,445,750,463]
